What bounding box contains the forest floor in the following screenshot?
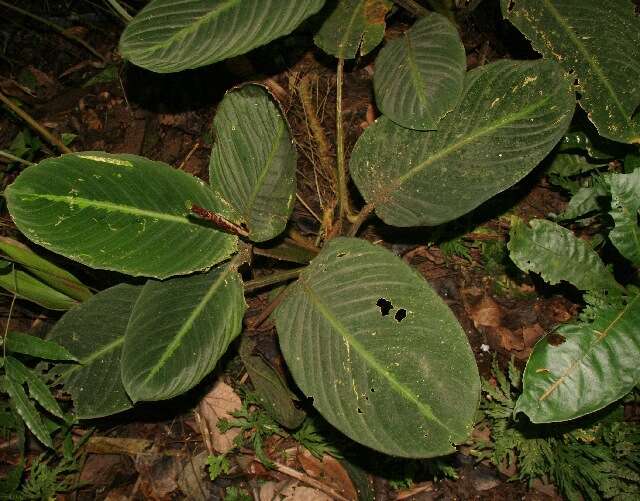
[0,1,629,500]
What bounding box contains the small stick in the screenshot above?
[268,459,352,501]
[190,204,249,238]
[0,91,73,155]
[249,285,290,329]
[0,150,34,166]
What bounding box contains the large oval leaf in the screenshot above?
[501,0,640,144]
[210,85,296,242]
[351,59,575,227]
[121,262,245,402]
[5,153,237,279]
[275,237,479,458]
[314,0,392,59]
[373,12,465,130]
[515,294,640,422]
[120,0,325,73]
[48,284,142,419]
[608,170,640,267]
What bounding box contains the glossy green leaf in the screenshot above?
[240,336,305,429]
[0,260,78,310]
[351,60,574,227]
[508,218,621,293]
[275,238,479,458]
[501,0,640,144]
[3,375,51,447]
[0,237,91,302]
[210,85,296,242]
[5,152,237,279]
[4,356,63,419]
[120,0,325,73]
[315,0,393,59]
[373,13,465,130]
[515,294,640,422]
[608,170,640,266]
[121,262,245,402]
[4,332,76,361]
[48,284,142,419]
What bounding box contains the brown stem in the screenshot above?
[243,268,304,292]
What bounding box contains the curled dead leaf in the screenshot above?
[197,380,242,454]
[297,448,358,501]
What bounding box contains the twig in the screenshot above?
[296,192,322,223]
[0,150,34,166]
[347,203,375,237]
[268,459,352,501]
[249,285,290,329]
[0,0,106,63]
[392,0,429,17]
[243,268,303,292]
[0,91,72,155]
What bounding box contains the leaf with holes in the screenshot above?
[210,85,296,242]
[608,170,640,267]
[119,0,325,73]
[275,237,479,458]
[515,294,640,422]
[48,284,142,419]
[373,12,466,130]
[351,59,575,227]
[4,152,237,279]
[508,218,622,294]
[315,0,393,59]
[121,262,245,402]
[501,0,640,144]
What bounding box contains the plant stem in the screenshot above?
[347,203,375,237]
[392,0,429,17]
[0,0,106,63]
[336,58,354,225]
[250,285,290,329]
[243,268,304,292]
[0,150,34,166]
[105,0,133,22]
[0,91,73,155]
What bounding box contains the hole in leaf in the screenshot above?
[547,333,566,346]
[376,298,393,316]
[370,388,375,393]
[357,408,363,414]
[336,251,347,258]
[395,309,407,322]
[305,396,315,405]
[507,0,515,12]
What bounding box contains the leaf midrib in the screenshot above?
[403,30,430,111]
[299,275,450,432]
[339,0,365,58]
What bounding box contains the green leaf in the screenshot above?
[373,12,465,130]
[515,294,640,422]
[5,152,237,279]
[0,236,91,302]
[4,332,76,361]
[508,218,621,293]
[351,59,575,227]
[4,357,64,419]
[546,153,605,179]
[240,336,306,429]
[210,85,296,242]
[556,183,609,221]
[0,260,78,310]
[501,0,640,144]
[48,284,142,419]
[3,376,52,448]
[121,262,245,402]
[120,0,325,73]
[315,0,393,59]
[608,170,640,267]
[275,237,479,458]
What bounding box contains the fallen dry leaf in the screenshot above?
[470,295,503,328]
[297,448,358,501]
[198,380,242,453]
[522,324,545,348]
[280,484,333,501]
[260,479,295,501]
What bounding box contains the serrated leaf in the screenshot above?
[3,377,52,448]
[0,237,91,302]
[4,332,76,361]
[515,294,640,422]
[4,357,63,419]
[240,336,305,429]
[121,262,245,402]
[120,0,325,73]
[0,260,78,310]
[508,218,621,293]
[501,0,640,144]
[275,238,479,458]
[48,284,142,419]
[351,59,575,227]
[210,85,296,242]
[608,170,640,266]
[315,0,392,59]
[373,12,465,130]
[4,152,237,279]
